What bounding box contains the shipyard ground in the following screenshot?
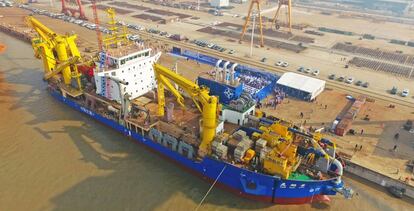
[0,2,414,210]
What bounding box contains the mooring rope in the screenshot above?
[195,165,227,211]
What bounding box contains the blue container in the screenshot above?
[172,47,181,55]
[198,77,243,104]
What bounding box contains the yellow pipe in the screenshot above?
[156,73,166,117]
[55,38,71,85]
[198,91,218,154]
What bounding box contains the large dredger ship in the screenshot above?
[26,13,353,204]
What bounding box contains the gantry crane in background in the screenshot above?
[153,63,218,157]
[91,0,103,52]
[61,0,87,20]
[240,0,264,47]
[26,16,83,97]
[240,0,293,47]
[272,0,292,32]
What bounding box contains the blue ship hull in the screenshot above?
[51,91,343,204]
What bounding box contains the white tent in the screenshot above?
[276,72,325,101]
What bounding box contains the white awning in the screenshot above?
[276,72,325,99]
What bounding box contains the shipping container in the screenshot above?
[335,118,352,136]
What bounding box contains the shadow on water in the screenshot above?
[0,33,276,210]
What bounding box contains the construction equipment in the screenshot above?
[61,0,87,20]
[26,16,83,96]
[271,0,292,32]
[240,0,264,47]
[103,8,129,49]
[153,63,218,157]
[91,0,103,52]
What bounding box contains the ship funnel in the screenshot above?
[215,60,222,81]
[223,61,230,84]
[230,63,238,85]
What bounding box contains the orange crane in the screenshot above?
[272,0,292,32]
[61,0,87,20]
[240,0,264,47]
[91,0,103,52]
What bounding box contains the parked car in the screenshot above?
[281,62,289,67]
[328,74,336,80]
[387,186,405,198]
[312,69,319,76]
[391,86,398,95]
[401,89,409,97]
[346,77,354,84]
[275,61,283,66]
[74,20,83,25]
[403,120,413,131]
[355,80,363,86]
[362,82,369,88]
[228,49,235,54]
[261,57,267,63]
[297,66,305,72]
[338,76,345,82]
[304,68,311,73]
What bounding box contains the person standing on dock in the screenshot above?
[360,129,364,135]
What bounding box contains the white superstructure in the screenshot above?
[94,48,161,102]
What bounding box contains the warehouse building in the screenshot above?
[276,72,325,101]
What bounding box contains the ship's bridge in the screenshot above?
[94,46,161,103]
[99,47,152,72]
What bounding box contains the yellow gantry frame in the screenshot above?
[103,8,129,49]
[153,64,218,155]
[26,16,82,90]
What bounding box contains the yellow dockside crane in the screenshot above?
[153,64,218,157]
[26,16,83,96]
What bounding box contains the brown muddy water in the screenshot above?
[0,33,413,211]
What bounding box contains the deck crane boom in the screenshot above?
[26,16,83,95]
[153,64,218,157]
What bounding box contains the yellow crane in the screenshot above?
[153,64,218,157]
[26,16,83,96]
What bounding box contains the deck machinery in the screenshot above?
[27,14,353,204]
